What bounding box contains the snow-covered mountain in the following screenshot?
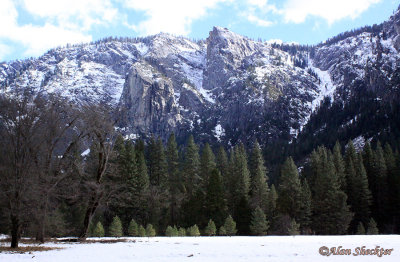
[1,8,400,147]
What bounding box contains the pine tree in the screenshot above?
[216,146,229,180]
[230,144,251,207]
[235,196,251,235]
[356,222,366,235]
[200,143,216,189]
[312,147,352,234]
[138,225,146,237]
[173,226,179,236]
[135,151,150,194]
[384,144,400,229]
[249,141,269,212]
[188,225,200,236]
[205,219,217,236]
[288,219,300,235]
[182,135,200,196]
[219,226,226,236]
[147,137,167,187]
[224,215,237,236]
[277,157,301,219]
[367,218,379,235]
[266,184,278,220]
[372,142,388,228]
[353,154,372,228]
[165,225,175,237]
[205,169,227,227]
[333,141,346,190]
[109,216,123,237]
[113,140,138,222]
[146,224,156,237]
[250,207,269,236]
[166,133,182,226]
[92,221,105,237]
[128,219,138,236]
[178,227,186,236]
[298,179,312,234]
[344,141,357,206]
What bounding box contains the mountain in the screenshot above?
[1,8,400,153]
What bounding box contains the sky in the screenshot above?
[0,0,398,62]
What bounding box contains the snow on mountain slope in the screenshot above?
[2,9,399,145]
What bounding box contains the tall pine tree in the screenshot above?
[249,140,269,212]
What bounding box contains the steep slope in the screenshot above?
[295,8,400,155]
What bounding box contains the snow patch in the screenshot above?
[213,124,225,141]
[81,148,90,157]
[134,43,149,56]
[308,59,336,112]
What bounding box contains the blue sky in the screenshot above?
[0,0,398,62]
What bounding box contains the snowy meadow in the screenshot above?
[0,235,399,262]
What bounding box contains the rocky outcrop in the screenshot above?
[119,62,181,137]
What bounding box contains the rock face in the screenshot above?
[1,7,400,146]
[119,62,181,137]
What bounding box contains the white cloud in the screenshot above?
[246,13,274,27]
[0,0,118,58]
[243,0,277,27]
[22,0,118,31]
[282,0,382,24]
[123,0,230,36]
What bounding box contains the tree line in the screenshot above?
[1,92,399,248]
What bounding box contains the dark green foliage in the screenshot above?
[200,143,216,189]
[372,142,389,229]
[385,144,400,231]
[109,216,123,237]
[266,184,278,219]
[218,226,226,236]
[250,207,269,236]
[204,219,217,236]
[312,147,353,234]
[138,225,146,237]
[249,141,269,212]
[216,146,229,179]
[182,135,200,196]
[298,179,312,234]
[277,157,301,218]
[367,218,379,235]
[205,169,227,227]
[166,133,182,226]
[333,141,346,190]
[235,196,251,235]
[224,215,237,236]
[356,222,366,235]
[288,219,300,236]
[187,225,200,236]
[128,219,138,236]
[147,137,167,187]
[178,227,186,236]
[353,154,372,228]
[146,224,156,237]
[165,225,178,237]
[92,222,105,237]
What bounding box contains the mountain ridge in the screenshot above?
[1,8,400,152]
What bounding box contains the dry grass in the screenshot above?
[0,246,63,254]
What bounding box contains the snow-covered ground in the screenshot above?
[0,235,399,262]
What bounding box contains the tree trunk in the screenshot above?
[79,193,101,240]
[35,198,48,243]
[10,215,20,248]
[35,219,45,243]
